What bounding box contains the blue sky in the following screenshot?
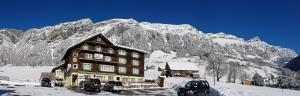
[0,0,299,54]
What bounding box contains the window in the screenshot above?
[131,78,136,82]
[95,75,103,80]
[118,67,127,73]
[138,78,143,82]
[56,70,62,77]
[82,44,89,50]
[73,52,78,57]
[82,63,91,71]
[132,60,139,66]
[122,77,128,82]
[95,46,102,52]
[118,50,127,56]
[132,52,139,58]
[100,65,115,72]
[94,53,103,60]
[96,37,102,42]
[118,58,127,64]
[73,58,78,63]
[133,68,139,75]
[108,48,114,54]
[85,53,93,59]
[104,56,112,62]
[73,64,78,69]
[108,76,113,81]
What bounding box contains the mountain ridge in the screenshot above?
[0,18,297,69]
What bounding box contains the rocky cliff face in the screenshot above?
[0,29,23,65]
[0,18,297,68]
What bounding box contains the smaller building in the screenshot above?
[51,64,65,81]
[40,72,55,80]
[163,62,199,78]
[0,76,9,81]
[263,73,278,87]
[243,79,253,85]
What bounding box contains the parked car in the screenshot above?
[103,81,125,93]
[79,78,101,92]
[41,77,52,87]
[177,80,210,96]
[54,79,64,87]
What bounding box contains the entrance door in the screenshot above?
[72,74,78,86]
[116,77,120,81]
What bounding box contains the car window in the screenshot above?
[92,79,100,84]
[203,81,209,88]
[42,78,50,82]
[191,81,198,87]
[115,82,123,86]
[185,81,192,87]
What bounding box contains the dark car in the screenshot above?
[41,77,52,87]
[103,81,124,93]
[54,79,64,87]
[177,80,210,96]
[79,78,101,92]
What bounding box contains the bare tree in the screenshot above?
[207,53,228,84]
[227,61,240,83]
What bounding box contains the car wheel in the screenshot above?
[194,93,202,96]
[178,92,185,96]
[96,89,101,92]
[81,84,87,91]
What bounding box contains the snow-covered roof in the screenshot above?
[115,44,149,54]
[51,63,65,72]
[166,62,199,71]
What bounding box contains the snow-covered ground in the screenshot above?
[0,66,53,82]
[144,50,300,96]
[211,81,300,96]
[0,52,300,96]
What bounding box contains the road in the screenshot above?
[1,85,177,96]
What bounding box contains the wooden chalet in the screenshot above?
[163,62,199,78]
[51,33,147,87]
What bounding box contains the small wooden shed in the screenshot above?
[243,79,253,85]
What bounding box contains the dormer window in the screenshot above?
[95,46,102,52]
[82,44,89,50]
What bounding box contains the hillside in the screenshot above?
[0,18,297,77]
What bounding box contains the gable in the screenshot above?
[86,34,114,46]
[61,33,114,61]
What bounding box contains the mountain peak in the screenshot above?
[249,36,262,42]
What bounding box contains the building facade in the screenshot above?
[263,73,278,86]
[163,62,200,78]
[52,33,147,87]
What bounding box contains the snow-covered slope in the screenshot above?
[0,18,297,76]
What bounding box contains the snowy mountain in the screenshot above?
[0,18,297,71]
[0,29,23,65]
